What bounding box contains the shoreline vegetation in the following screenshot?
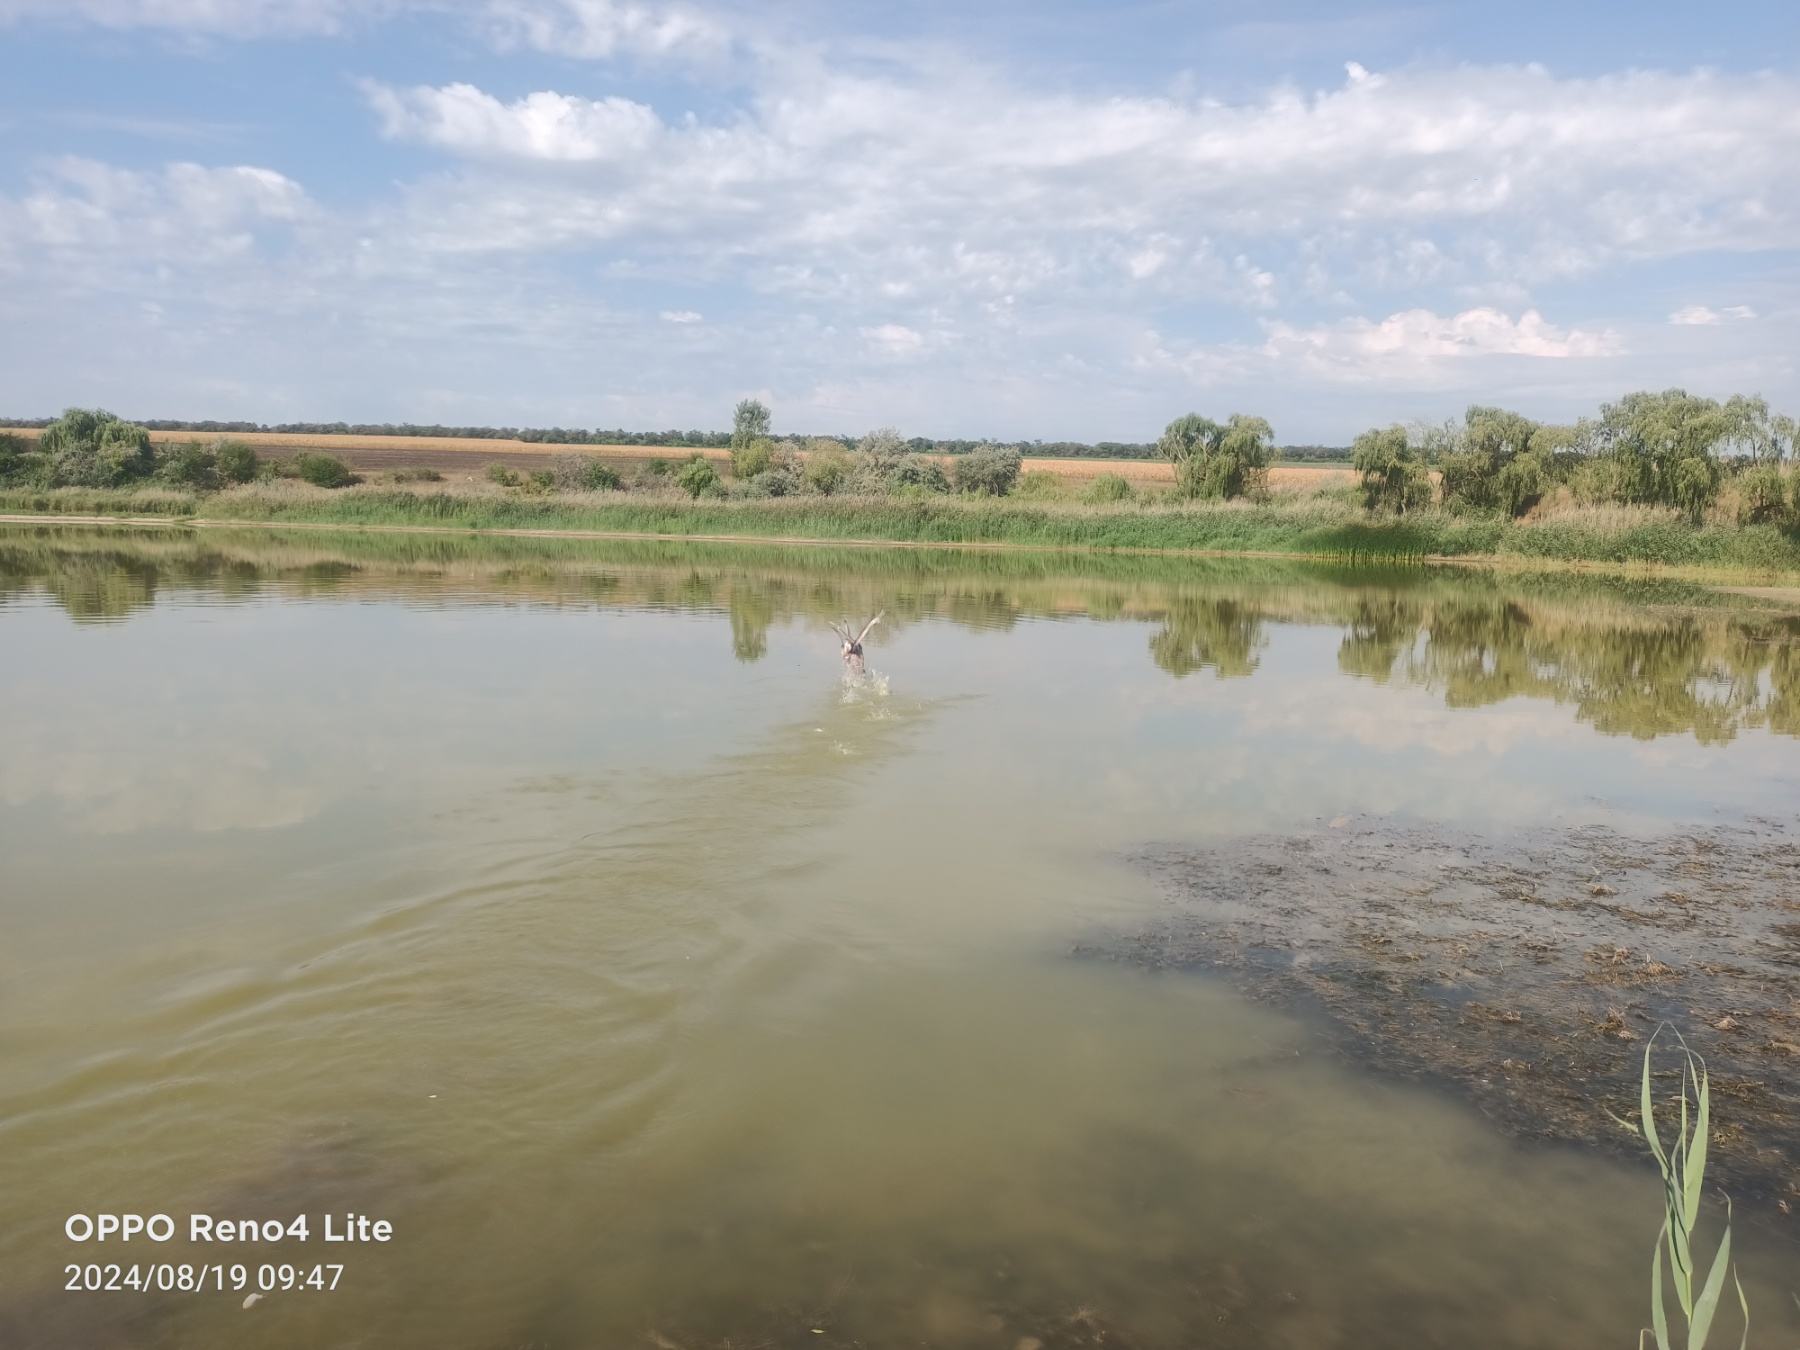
[3,392,1799,578]
[8,489,1800,581]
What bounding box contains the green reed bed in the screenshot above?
[6,484,1800,574]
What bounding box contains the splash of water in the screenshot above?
[840,669,890,705]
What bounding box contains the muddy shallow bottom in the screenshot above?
[1099,817,1800,1207]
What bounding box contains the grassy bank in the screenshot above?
[6,482,1800,576]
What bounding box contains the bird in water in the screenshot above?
[831,611,884,676]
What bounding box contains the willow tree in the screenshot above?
[1157,412,1274,499]
[40,408,153,488]
[1351,425,1432,513]
[1581,389,1740,522]
[1437,405,1559,517]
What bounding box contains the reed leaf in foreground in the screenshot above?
[1634,1027,1748,1349]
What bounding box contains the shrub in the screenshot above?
[631,458,680,489]
[1013,469,1064,498]
[159,441,219,490]
[391,466,443,483]
[894,454,951,494]
[734,443,804,497]
[845,427,909,493]
[737,468,798,497]
[675,454,721,497]
[1085,471,1134,503]
[1351,425,1433,513]
[486,461,522,487]
[550,454,622,492]
[952,445,1022,496]
[40,408,154,487]
[730,435,777,479]
[296,452,353,488]
[526,469,557,493]
[0,432,38,485]
[1736,463,1788,525]
[214,439,260,484]
[802,439,852,494]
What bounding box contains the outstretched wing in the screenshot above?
[830,620,853,643]
[856,611,885,645]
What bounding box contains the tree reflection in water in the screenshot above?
[1335,593,1800,743]
[1147,596,1265,679]
[6,530,1800,743]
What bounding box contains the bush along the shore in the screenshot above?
[0,409,276,492]
[293,452,354,488]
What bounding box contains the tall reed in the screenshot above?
[1633,1028,1747,1350]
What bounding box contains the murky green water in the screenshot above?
[2,526,1798,1348]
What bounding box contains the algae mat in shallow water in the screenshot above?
[1,527,1798,1348]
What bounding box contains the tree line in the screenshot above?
[1154,389,1798,523]
[10,390,1797,522]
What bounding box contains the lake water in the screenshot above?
[2,525,1797,1348]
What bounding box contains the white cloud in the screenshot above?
[367,82,662,162]
[10,157,311,260]
[1670,303,1757,325]
[1259,306,1620,381]
[480,0,726,61]
[2,51,1798,435]
[364,62,1800,301]
[861,323,928,355]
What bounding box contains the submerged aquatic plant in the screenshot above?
[1632,1028,1748,1350]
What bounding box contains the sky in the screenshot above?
[0,0,1796,443]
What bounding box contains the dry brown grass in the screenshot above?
[1014,458,1353,490]
[1522,500,1686,531]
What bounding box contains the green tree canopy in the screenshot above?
[1351,425,1432,513]
[731,399,772,450]
[39,408,154,488]
[1438,405,1553,517]
[1157,412,1273,499]
[1581,389,1740,520]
